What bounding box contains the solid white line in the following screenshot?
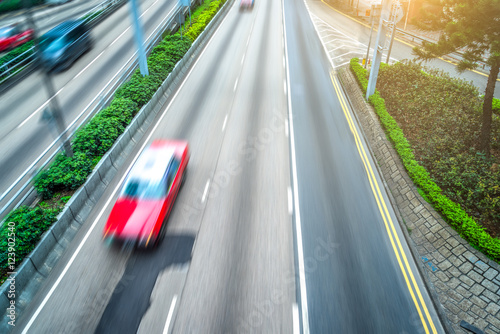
[283,55,285,68]
[288,186,293,215]
[20,4,233,332]
[233,78,238,91]
[162,295,178,334]
[222,114,228,131]
[283,1,310,333]
[202,180,210,203]
[284,80,286,94]
[74,51,103,79]
[293,303,300,334]
[285,119,289,137]
[241,54,245,65]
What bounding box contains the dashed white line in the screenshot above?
[293,303,300,334]
[162,295,178,334]
[241,54,245,64]
[75,51,104,79]
[284,80,286,94]
[202,180,210,203]
[110,27,131,46]
[288,186,293,215]
[222,114,228,131]
[283,0,310,332]
[233,78,239,91]
[247,35,250,47]
[283,55,285,68]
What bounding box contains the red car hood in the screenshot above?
[104,197,164,241]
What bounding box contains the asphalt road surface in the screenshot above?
[12,0,447,333]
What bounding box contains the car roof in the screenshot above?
[128,145,175,183]
[44,20,85,37]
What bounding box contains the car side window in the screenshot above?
[166,158,180,193]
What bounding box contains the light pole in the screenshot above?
[23,0,73,157]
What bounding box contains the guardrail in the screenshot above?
[0,1,193,222]
[0,0,127,87]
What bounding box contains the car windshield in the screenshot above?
[40,35,67,52]
[0,27,13,38]
[120,178,166,200]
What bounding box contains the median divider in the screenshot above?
[0,0,233,330]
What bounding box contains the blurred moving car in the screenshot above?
[239,0,254,10]
[0,24,34,52]
[38,19,92,71]
[103,140,189,248]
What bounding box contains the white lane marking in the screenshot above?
[283,1,310,333]
[247,35,250,47]
[285,119,289,138]
[74,51,104,79]
[283,55,285,68]
[241,54,245,64]
[202,179,210,203]
[293,303,300,334]
[284,80,286,94]
[288,186,293,215]
[110,27,131,46]
[20,4,233,332]
[233,78,238,91]
[17,99,51,128]
[222,114,228,131]
[162,295,178,334]
[141,0,159,17]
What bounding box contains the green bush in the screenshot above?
[0,206,61,280]
[492,97,500,116]
[34,152,94,200]
[185,0,223,42]
[349,58,500,262]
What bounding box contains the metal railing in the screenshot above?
[0,1,192,221]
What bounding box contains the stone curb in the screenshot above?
[0,0,233,330]
[337,65,500,334]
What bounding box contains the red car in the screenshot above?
[239,0,254,10]
[0,25,34,52]
[103,140,189,248]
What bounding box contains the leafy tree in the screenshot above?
[412,0,500,157]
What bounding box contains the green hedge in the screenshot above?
[1,0,225,283]
[349,58,500,262]
[185,0,223,42]
[0,205,61,284]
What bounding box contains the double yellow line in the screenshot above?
[330,72,437,334]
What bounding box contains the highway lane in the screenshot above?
[284,0,445,332]
[11,0,448,332]
[14,0,295,333]
[305,0,500,99]
[0,0,177,202]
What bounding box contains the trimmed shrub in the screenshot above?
[185,0,223,42]
[0,205,61,282]
[349,58,500,262]
[34,152,94,199]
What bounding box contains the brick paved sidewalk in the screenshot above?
[338,66,500,334]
